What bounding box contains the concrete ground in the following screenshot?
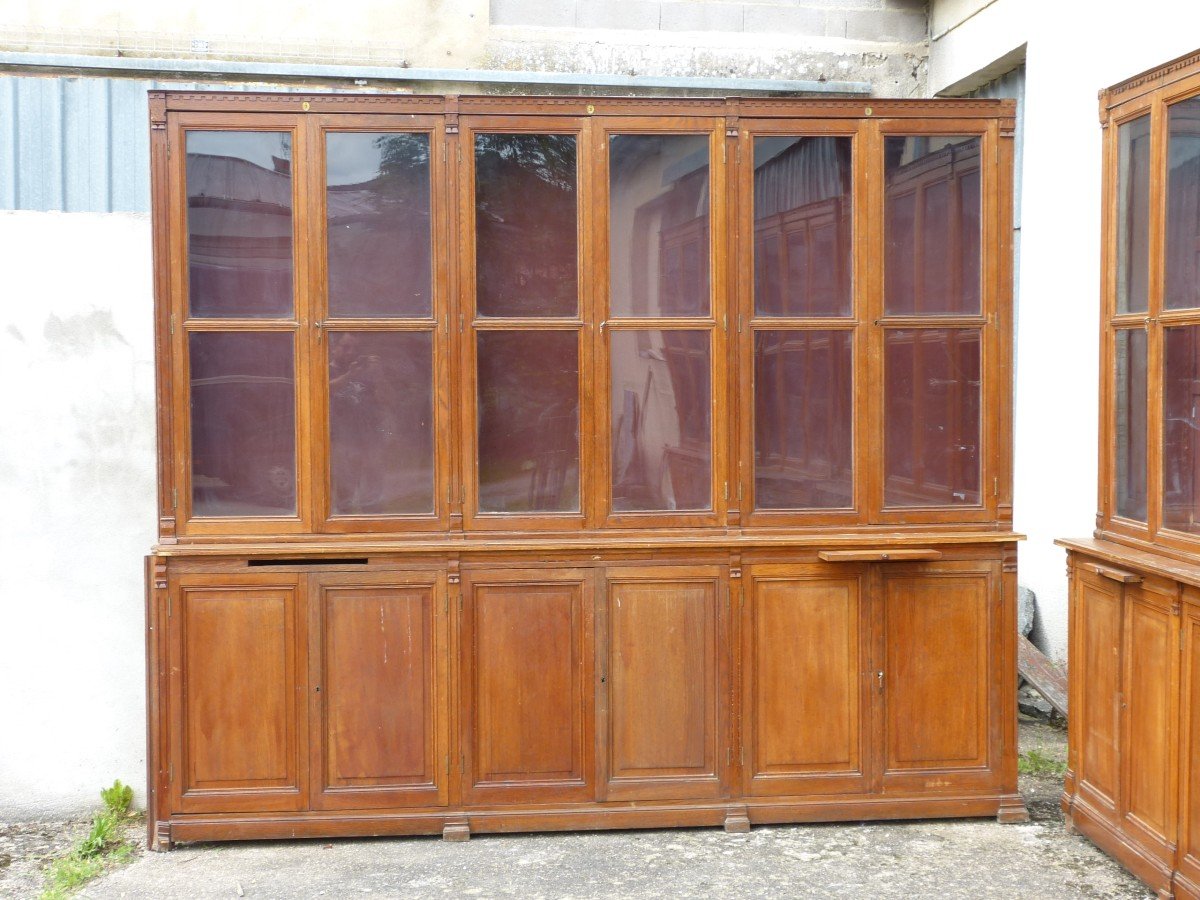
[3,720,1153,900]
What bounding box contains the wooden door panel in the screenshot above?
[1180,601,1200,887]
[461,569,594,804]
[1077,570,1123,817]
[311,574,446,810]
[1122,586,1176,845]
[172,575,305,814]
[603,567,722,800]
[744,565,869,796]
[882,564,993,785]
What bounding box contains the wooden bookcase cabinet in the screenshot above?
[1059,48,1200,900]
[145,91,1022,848]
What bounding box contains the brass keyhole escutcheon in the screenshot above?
[587,104,595,114]
[302,101,311,111]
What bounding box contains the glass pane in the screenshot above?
[326,132,431,318]
[754,330,853,509]
[186,131,293,318]
[1115,329,1148,521]
[477,331,579,513]
[611,329,711,511]
[884,136,981,316]
[1164,326,1200,533]
[1116,116,1151,314]
[884,329,981,507]
[329,331,434,516]
[475,134,578,317]
[189,332,295,516]
[609,135,710,318]
[1166,96,1200,310]
[754,136,852,317]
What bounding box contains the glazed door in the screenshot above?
[741,564,871,797]
[879,560,999,793]
[1073,568,1125,824]
[459,568,595,805]
[308,571,448,810]
[1179,595,1200,892]
[599,566,726,801]
[169,573,307,814]
[1119,581,1179,860]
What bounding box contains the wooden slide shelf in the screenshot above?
[817,549,943,562]
[144,91,1022,848]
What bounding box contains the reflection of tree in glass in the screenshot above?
[477,331,579,512]
[327,132,431,317]
[375,133,430,194]
[474,134,578,317]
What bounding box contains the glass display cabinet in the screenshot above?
[144,90,1021,848]
[1058,48,1200,900]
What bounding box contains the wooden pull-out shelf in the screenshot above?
[817,549,943,562]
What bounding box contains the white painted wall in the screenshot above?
[929,0,1200,663]
[0,211,156,818]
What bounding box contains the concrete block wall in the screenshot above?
[487,0,929,96]
[493,0,926,42]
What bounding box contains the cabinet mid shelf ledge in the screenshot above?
[145,90,1021,848]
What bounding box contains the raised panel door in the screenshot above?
[1076,569,1124,820]
[171,574,306,814]
[742,565,870,797]
[881,562,996,792]
[1179,598,1200,892]
[460,569,594,804]
[600,567,724,800]
[1120,584,1178,854]
[309,572,447,810]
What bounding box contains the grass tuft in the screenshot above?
[38,780,138,900]
[1018,747,1067,777]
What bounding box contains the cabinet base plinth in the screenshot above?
[723,809,751,833]
[1065,793,1175,900]
[151,821,173,852]
[995,796,1030,823]
[161,794,1014,847]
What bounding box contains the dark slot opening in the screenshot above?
[247,558,369,567]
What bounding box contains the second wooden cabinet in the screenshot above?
[153,544,1019,843]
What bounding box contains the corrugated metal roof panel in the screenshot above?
[0,75,308,213]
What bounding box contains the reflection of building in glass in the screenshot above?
[186,135,294,318]
[477,331,580,514]
[328,331,435,517]
[751,136,853,511]
[754,331,853,510]
[611,330,711,512]
[189,331,296,517]
[754,135,852,318]
[472,133,582,513]
[884,329,981,506]
[1163,99,1200,531]
[882,137,982,507]
[1114,329,1148,521]
[1164,326,1200,533]
[885,136,981,316]
[609,134,712,512]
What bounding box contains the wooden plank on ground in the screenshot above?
[1018,634,1068,718]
